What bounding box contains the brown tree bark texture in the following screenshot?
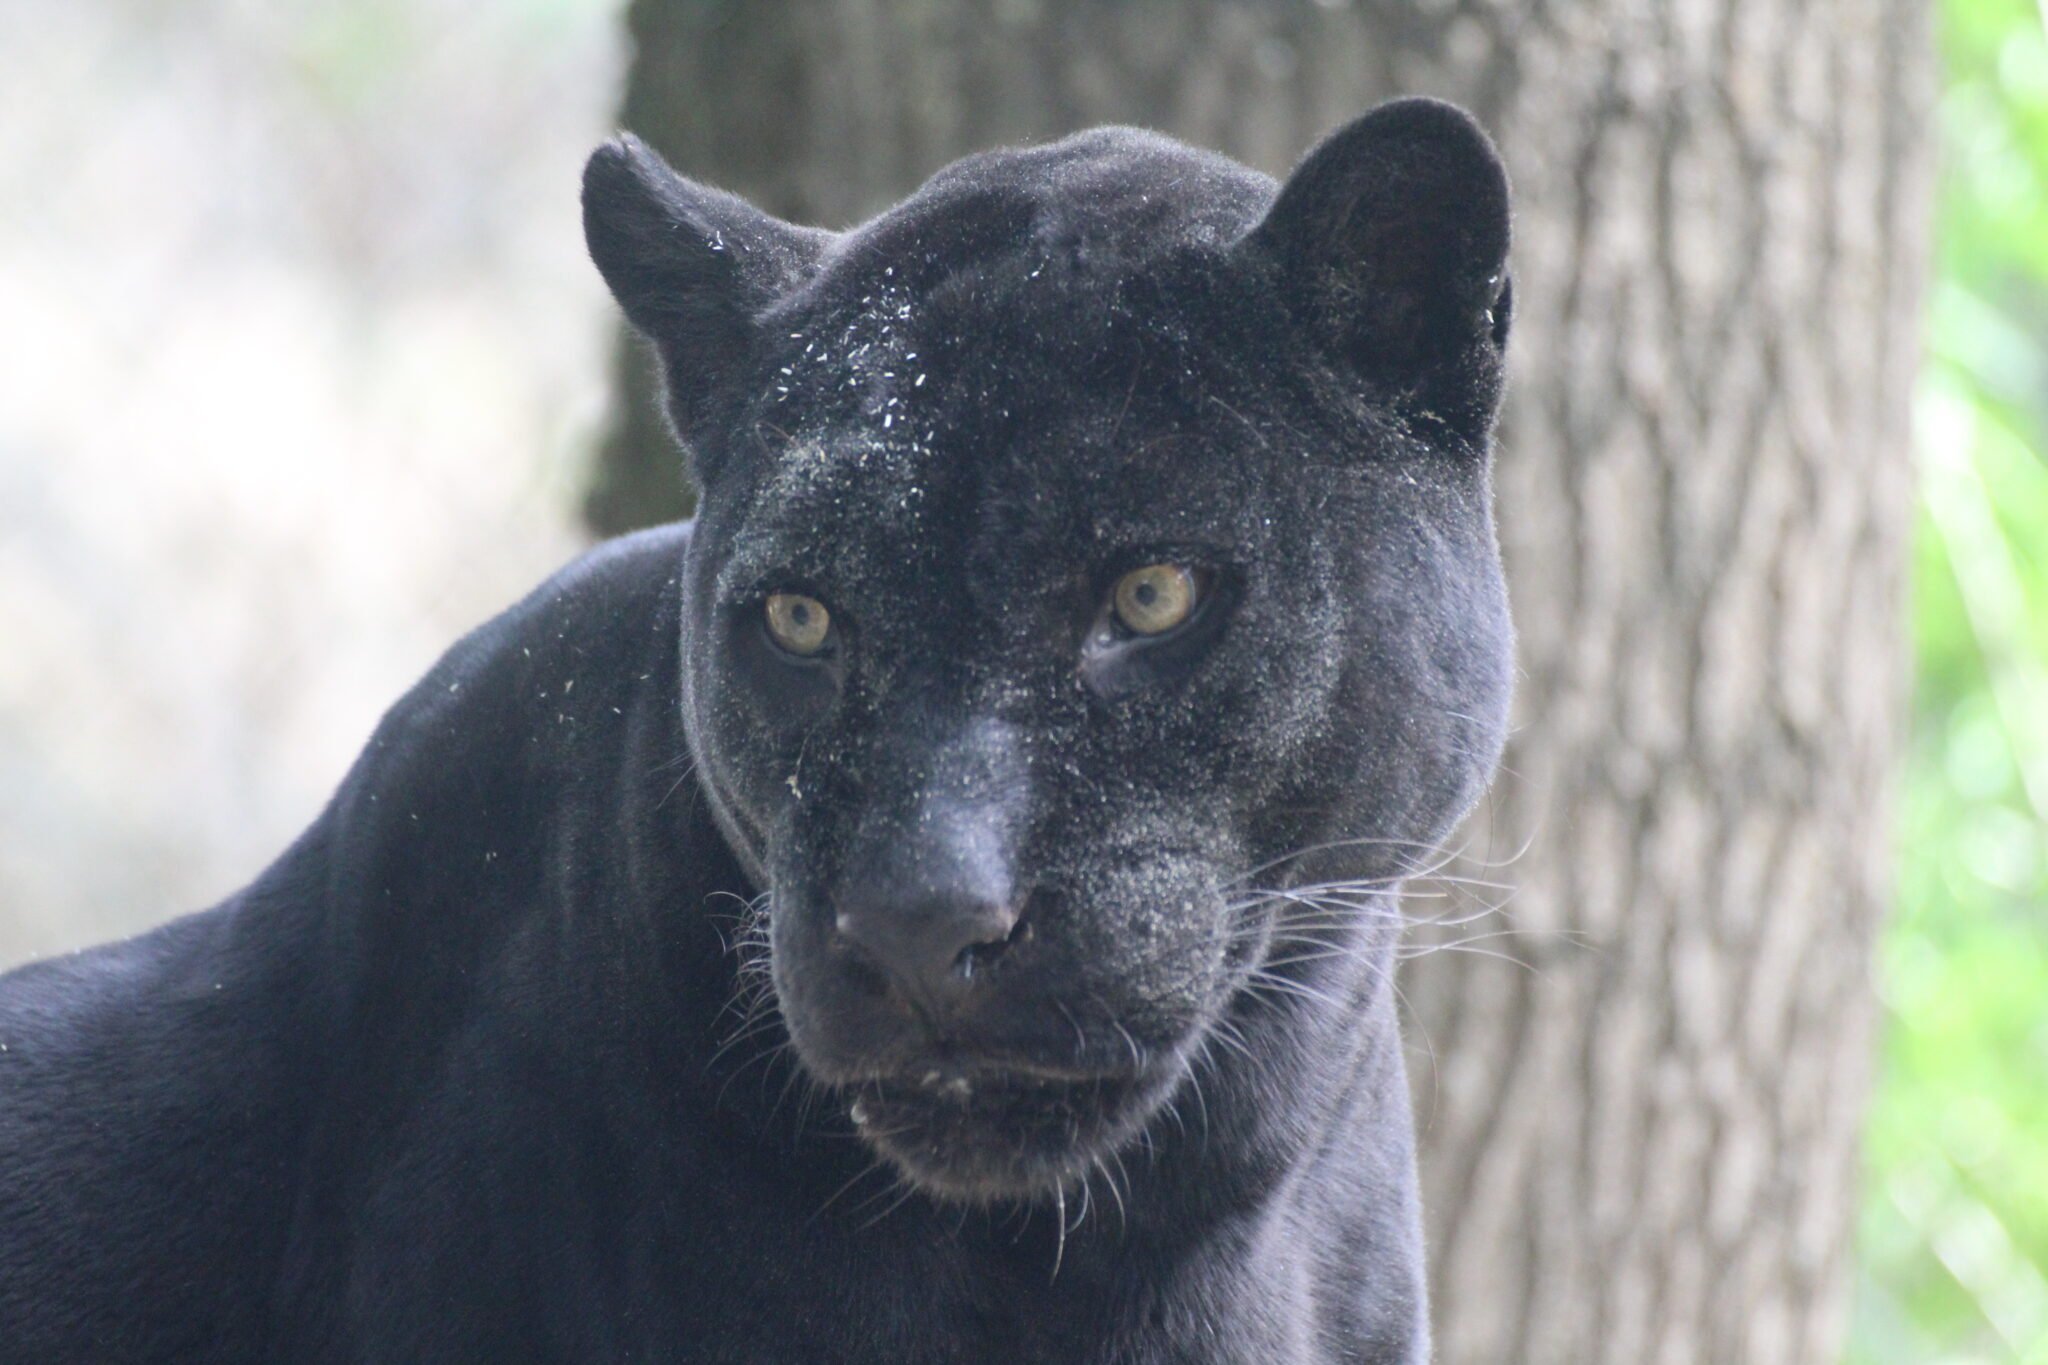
[593,3,1932,1360]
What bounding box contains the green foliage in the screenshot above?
[1853,2,2048,1360]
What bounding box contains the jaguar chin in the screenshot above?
[839,1059,1178,1204]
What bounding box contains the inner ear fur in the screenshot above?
[582,134,830,469]
[1246,97,1512,446]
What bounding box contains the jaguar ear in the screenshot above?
[582,135,831,476]
[1246,98,1512,446]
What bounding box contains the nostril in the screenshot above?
[953,910,1031,980]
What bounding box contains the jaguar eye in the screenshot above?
[1112,564,1200,636]
[764,592,833,656]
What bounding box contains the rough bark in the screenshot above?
[589,3,1932,1359]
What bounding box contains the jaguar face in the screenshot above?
[584,103,1515,1201]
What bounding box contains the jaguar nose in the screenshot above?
[836,715,1032,1015]
[833,893,1025,1015]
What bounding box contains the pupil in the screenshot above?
[790,603,810,626]
[1134,582,1158,606]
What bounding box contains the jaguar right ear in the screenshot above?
[1244,98,1512,447]
[582,135,832,480]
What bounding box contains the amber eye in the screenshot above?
[764,592,832,656]
[1112,564,1199,636]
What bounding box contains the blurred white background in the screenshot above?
[0,0,629,965]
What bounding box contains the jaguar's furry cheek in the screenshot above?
[1042,851,1241,1020]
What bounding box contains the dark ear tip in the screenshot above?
[581,133,662,211]
[1335,96,1508,202]
[1353,96,1496,144]
[1266,95,1511,274]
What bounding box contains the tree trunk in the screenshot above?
[590,3,1932,1359]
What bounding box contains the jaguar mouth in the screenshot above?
[844,1063,1154,1203]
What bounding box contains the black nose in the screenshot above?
[833,892,1023,1015]
[835,716,1030,1016]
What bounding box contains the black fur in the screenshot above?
[0,99,1514,1362]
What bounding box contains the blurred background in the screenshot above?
[0,0,604,959]
[0,1,2040,1361]
[1863,2,2048,1359]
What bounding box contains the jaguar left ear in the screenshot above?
[583,134,832,483]
[1245,98,1512,445]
